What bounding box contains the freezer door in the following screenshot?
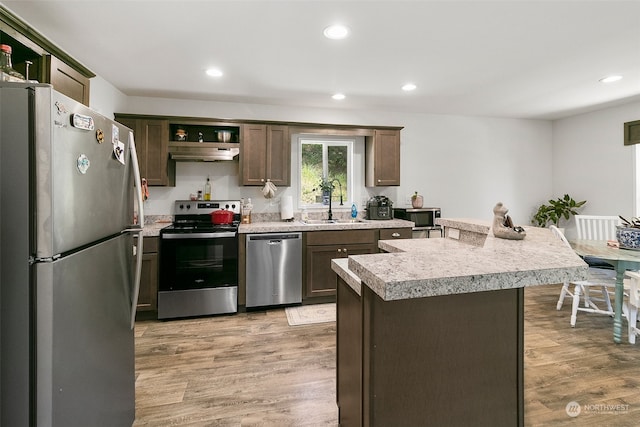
[32,86,134,257]
[34,234,135,426]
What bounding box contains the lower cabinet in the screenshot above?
[378,227,412,241]
[336,277,363,426]
[305,230,377,299]
[336,279,524,426]
[136,236,158,313]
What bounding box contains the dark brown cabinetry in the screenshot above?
[115,116,175,186]
[336,276,363,427]
[304,230,377,299]
[1,7,94,105]
[378,227,412,240]
[624,120,640,146]
[241,124,290,186]
[43,55,90,105]
[365,129,401,187]
[136,237,158,313]
[337,279,524,426]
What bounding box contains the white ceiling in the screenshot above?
[3,0,640,120]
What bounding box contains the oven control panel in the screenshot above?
[174,200,241,215]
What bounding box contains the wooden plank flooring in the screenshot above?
[134,285,640,426]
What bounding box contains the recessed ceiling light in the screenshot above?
[402,83,417,91]
[599,75,622,83]
[323,24,349,40]
[332,93,346,100]
[206,68,223,77]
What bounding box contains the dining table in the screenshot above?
[571,239,640,343]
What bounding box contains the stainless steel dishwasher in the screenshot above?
[246,232,302,308]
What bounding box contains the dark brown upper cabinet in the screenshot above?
[241,124,290,186]
[624,120,640,146]
[365,129,401,187]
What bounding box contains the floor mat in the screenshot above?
[285,303,336,326]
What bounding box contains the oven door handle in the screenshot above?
[161,232,237,239]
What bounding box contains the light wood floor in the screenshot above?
[133,285,640,426]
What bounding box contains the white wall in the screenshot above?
[117,95,553,224]
[88,76,128,119]
[552,100,640,239]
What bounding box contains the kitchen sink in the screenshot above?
[300,219,366,225]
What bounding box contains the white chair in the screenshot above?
[623,271,640,344]
[550,225,617,327]
[572,214,622,299]
[575,214,621,241]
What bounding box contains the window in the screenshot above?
[299,137,353,207]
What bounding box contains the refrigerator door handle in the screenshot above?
[128,130,145,329]
[129,131,145,228]
[129,229,144,329]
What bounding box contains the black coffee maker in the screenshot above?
[366,196,393,220]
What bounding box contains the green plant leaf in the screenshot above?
[531,194,586,227]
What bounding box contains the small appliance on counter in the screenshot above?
[366,196,393,220]
[393,207,443,238]
[393,207,441,227]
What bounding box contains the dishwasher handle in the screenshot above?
[248,233,301,241]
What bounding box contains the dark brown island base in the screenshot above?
[332,219,589,426]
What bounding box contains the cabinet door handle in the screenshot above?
[343,248,348,253]
[392,232,400,238]
[337,248,342,253]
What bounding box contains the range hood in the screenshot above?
[168,143,239,162]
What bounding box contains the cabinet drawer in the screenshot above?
[379,228,412,240]
[306,229,376,246]
[143,236,159,253]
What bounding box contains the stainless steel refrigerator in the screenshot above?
[0,83,144,426]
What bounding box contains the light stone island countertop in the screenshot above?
[331,218,589,301]
[238,218,414,233]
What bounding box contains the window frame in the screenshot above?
[298,136,354,209]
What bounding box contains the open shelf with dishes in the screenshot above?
[169,122,241,144]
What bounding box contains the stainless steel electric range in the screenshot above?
[158,200,241,319]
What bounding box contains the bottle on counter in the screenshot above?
[204,176,211,201]
[0,44,25,82]
[351,203,358,220]
[301,207,309,222]
[241,198,253,224]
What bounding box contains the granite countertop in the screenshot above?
[238,218,414,234]
[140,216,414,237]
[332,218,589,301]
[332,258,362,296]
[436,217,492,234]
[140,216,171,237]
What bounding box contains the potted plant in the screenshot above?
[314,177,335,205]
[532,194,586,227]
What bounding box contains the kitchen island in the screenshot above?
[331,219,588,427]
